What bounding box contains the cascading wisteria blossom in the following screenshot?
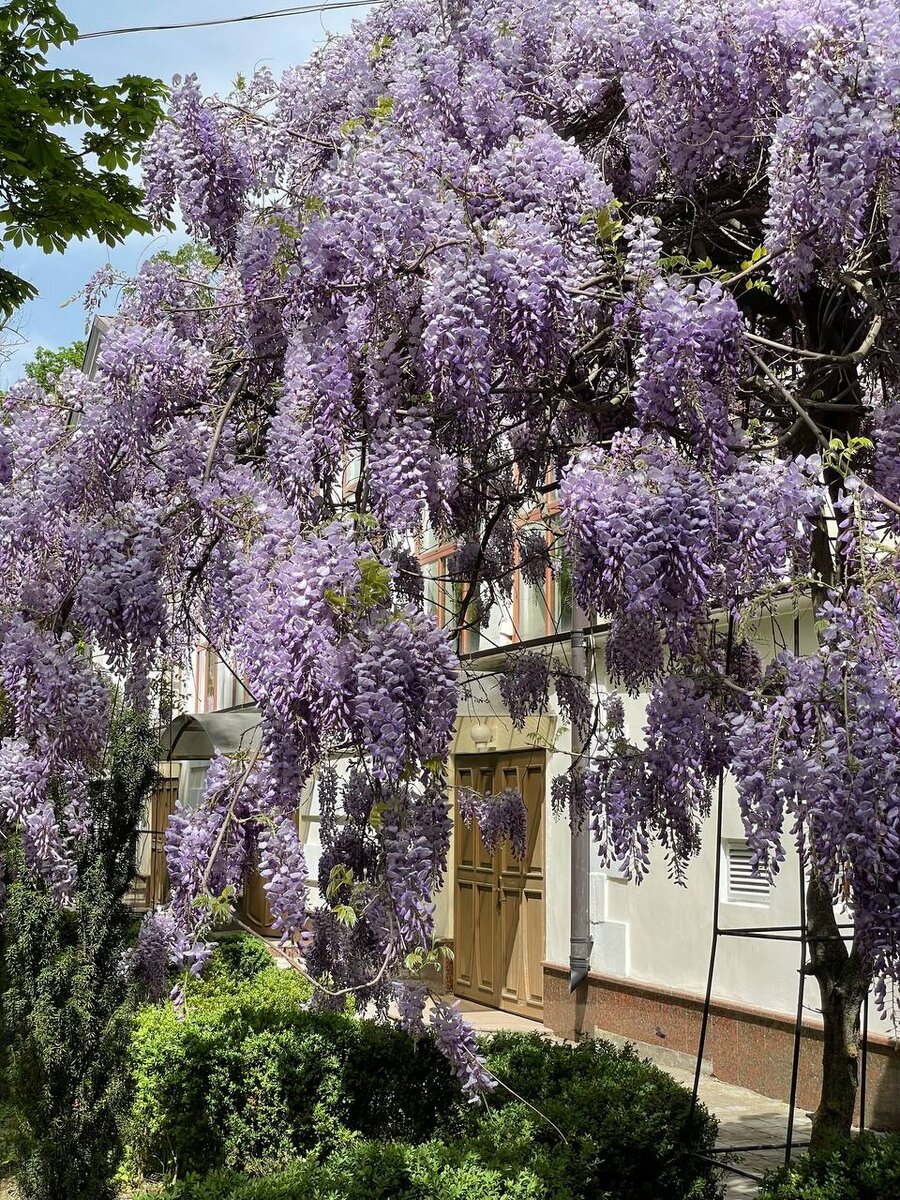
[133,910,179,1001]
[498,653,551,729]
[732,584,900,1013]
[457,785,528,859]
[552,663,593,737]
[561,432,818,656]
[428,997,496,1098]
[4,0,900,1121]
[589,675,729,882]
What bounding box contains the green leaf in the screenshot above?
[369,94,394,122]
[324,587,351,615]
[369,801,387,830]
[334,904,358,928]
[339,116,364,139]
[369,34,393,63]
[0,7,165,317]
[325,865,354,900]
[356,558,391,610]
[582,200,622,243]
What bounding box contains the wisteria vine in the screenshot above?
[2,0,900,1099]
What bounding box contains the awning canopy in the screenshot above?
[160,705,262,760]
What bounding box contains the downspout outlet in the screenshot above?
[569,938,593,992]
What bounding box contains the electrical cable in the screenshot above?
[76,2,376,41]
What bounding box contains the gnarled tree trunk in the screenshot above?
[805,874,870,1153]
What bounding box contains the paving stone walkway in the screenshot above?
[453,999,813,1200]
[665,1063,813,1199]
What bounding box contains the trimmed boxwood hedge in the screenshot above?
[134,1125,552,1200]
[126,963,458,1178]
[462,1031,721,1199]
[127,936,722,1199]
[759,1133,900,1200]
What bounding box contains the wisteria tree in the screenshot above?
[2,0,900,1152]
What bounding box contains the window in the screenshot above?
[194,644,218,712]
[453,580,481,654]
[181,762,209,809]
[513,521,572,642]
[420,523,440,554]
[553,544,573,635]
[343,451,362,496]
[518,570,549,640]
[724,839,771,904]
[230,660,252,707]
[418,535,481,654]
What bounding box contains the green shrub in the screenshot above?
[203,935,277,987]
[759,1133,900,1200]
[474,1033,721,1200]
[126,967,458,1178]
[128,980,721,1200]
[134,1133,550,1200]
[136,1091,715,1200]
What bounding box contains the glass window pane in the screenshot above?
[420,523,439,553]
[519,577,548,641]
[205,651,217,707]
[344,450,362,489]
[423,561,440,624]
[457,583,481,654]
[186,763,209,808]
[554,548,573,635]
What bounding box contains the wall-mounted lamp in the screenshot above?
[470,721,493,750]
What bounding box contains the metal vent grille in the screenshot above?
[725,840,771,903]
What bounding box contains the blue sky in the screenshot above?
[0,1,371,384]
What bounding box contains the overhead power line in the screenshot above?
[76,2,376,41]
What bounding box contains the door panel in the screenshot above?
[476,883,498,997]
[241,865,273,934]
[523,887,545,1005]
[454,762,501,1005]
[454,751,545,1017]
[454,880,476,992]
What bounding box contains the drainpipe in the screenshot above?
[569,597,593,992]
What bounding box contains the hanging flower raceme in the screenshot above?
[349,608,459,782]
[561,434,717,653]
[561,433,818,656]
[257,815,308,946]
[429,998,496,1099]
[553,663,592,737]
[588,675,726,883]
[498,652,551,729]
[457,785,528,859]
[630,277,744,464]
[605,611,664,695]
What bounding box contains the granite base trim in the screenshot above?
[543,962,900,1131]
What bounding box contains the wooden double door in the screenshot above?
[453,750,546,1018]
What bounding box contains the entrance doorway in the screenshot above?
[453,750,546,1018]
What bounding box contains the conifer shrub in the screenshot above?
[0,715,157,1200]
